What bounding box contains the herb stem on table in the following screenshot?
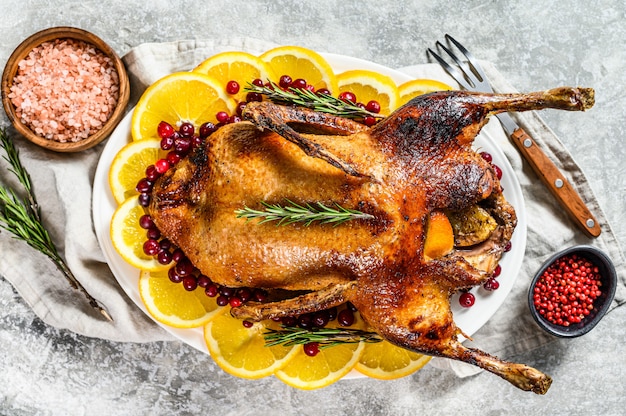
[235,199,374,227]
[245,81,384,120]
[0,128,112,321]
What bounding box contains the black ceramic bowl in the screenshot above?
[528,245,617,338]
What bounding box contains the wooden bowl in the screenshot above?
[1,27,129,152]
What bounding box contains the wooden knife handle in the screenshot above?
[510,128,601,238]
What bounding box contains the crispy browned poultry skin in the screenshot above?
[149,87,594,394]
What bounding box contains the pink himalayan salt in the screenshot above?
[8,38,120,143]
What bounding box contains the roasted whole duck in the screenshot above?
[148,87,594,394]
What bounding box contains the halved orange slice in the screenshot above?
[260,45,338,93]
[131,71,236,141]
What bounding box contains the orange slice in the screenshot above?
[274,337,365,390]
[355,340,431,380]
[423,211,455,260]
[108,138,162,205]
[193,51,277,103]
[397,78,453,106]
[110,196,167,272]
[336,69,399,115]
[131,71,236,141]
[260,45,338,94]
[204,313,298,379]
[139,270,222,328]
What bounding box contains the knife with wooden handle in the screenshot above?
[496,112,601,237]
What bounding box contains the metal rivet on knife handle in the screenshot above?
[554,179,564,188]
[586,219,596,228]
[523,138,533,148]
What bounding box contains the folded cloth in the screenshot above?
[1,39,624,366]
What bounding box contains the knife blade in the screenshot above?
[495,112,601,237]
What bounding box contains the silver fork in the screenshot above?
[427,34,600,238]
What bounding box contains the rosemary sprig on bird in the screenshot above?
[245,81,384,120]
[264,325,382,349]
[0,128,112,321]
[235,199,374,226]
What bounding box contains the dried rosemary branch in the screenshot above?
[235,199,374,226]
[0,128,112,321]
[264,325,382,349]
[245,81,384,120]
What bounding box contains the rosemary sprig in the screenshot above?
[245,81,384,120]
[0,128,112,321]
[0,131,39,219]
[264,325,382,349]
[235,199,374,226]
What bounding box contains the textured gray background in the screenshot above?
[1,0,625,415]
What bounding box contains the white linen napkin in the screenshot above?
[1,38,624,374]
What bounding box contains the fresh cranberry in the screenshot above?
[166,151,181,166]
[171,248,185,263]
[168,267,182,283]
[143,239,160,256]
[237,288,252,303]
[242,320,254,328]
[199,122,216,138]
[228,115,241,124]
[246,92,263,102]
[303,342,320,357]
[174,136,191,154]
[179,122,195,137]
[291,78,307,89]
[281,316,297,327]
[316,88,331,96]
[493,164,503,180]
[236,102,247,116]
[146,228,160,240]
[312,311,330,328]
[138,193,150,207]
[483,278,500,291]
[135,178,153,193]
[365,100,381,114]
[279,75,293,88]
[338,91,357,104]
[182,276,198,291]
[363,116,377,126]
[154,158,170,174]
[175,258,194,276]
[251,78,264,87]
[337,309,355,326]
[226,80,240,95]
[219,286,235,298]
[492,264,502,278]
[216,111,230,123]
[216,295,229,307]
[252,289,268,302]
[205,284,218,297]
[229,297,243,308]
[157,250,172,265]
[459,292,476,307]
[480,151,493,163]
[157,121,175,139]
[197,275,211,288]
[160,136,174,151]
[139,214,154,229]
[145,165,160,181]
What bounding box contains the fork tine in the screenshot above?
[427,46,471,90]
[435,40,477,88]
[445,34,488,84]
